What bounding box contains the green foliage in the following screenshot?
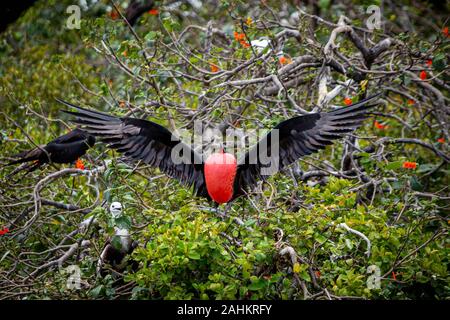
[119,177,448,300]
[128,207,273,299]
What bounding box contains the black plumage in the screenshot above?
[233,94,380,198]
[60,99,210,199]
[4,128,95,175]
[60,94,380,202]
[96,234,138,277]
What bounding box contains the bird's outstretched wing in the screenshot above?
[234,94,381,197]
[49,128,91,144]
[59,99,210,199]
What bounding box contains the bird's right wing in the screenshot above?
[59,99,210,200]
[234,94,380,196]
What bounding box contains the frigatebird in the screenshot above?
[60,94,380,204]
[3,128,95,176]
[96,202,138,277]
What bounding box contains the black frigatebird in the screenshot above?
[3,128,96,176]
[60,94,380,204]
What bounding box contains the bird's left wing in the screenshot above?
[59,99,210,199]
[234,94,380,197]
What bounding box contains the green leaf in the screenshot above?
[392,180,404,190]
[300,270,311,282]
[345,238,353,250]
[417,163,436,173]
[90,285,104,298]
[384,161,403,170]
[111,235,123,250]
[115,216,131,230]
[357,152,371,158]
[432,54,446,72]
[403,74,411,86]
[315,234,327,244]
[188,251,201,260]
[144,31,157,42]
[410,176,423,191]
[248,278,266,291]
[318,0,331,10]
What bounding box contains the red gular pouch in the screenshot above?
[204,151,237,204]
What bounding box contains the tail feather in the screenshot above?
[4,160,42,180]
[4,147,44,166]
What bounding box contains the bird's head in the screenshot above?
[110,202,123,218]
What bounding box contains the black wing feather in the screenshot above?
[234,94,380,198]
[59,100,210,200]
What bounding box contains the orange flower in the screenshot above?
[119,100,126,108]
[374,120,388,130]
[246,17,253,25]
[443,26,449,37]
[407,99,415,105]
[426,59,432,66]
[437,137,445,143]
[148,8,159,15]
[233,32,245,41]
[278,56,292,65]
[343,97,353,106]
[233,31,251,48]
[109,10,119,20]
[122,50,128,57]
[392,272,397,281]
[239,39,251,48]
[75,159,85,170]
[402,161,417,169]
[419,70,427,80]
[210,64,219,73]
[315,271,321,278]
[108,79,113,86]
